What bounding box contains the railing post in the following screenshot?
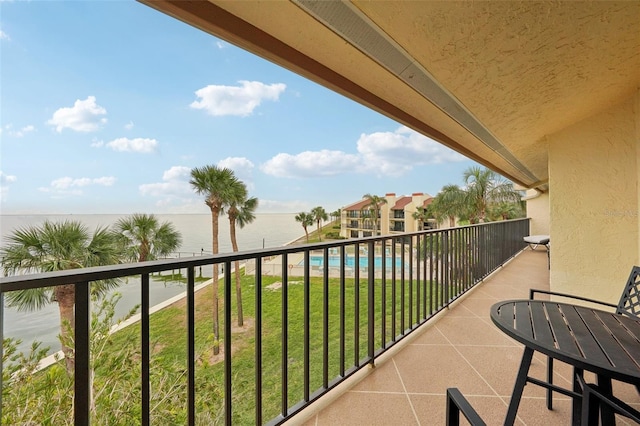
[443,231,449,305]
[391,238,397,339]
[281,253,289,417]
[339,246,346,376]
[354,244,360,364]
[400,238,405,331]
[187,266,195,425]
[75,281,90,426]
[322,247,329,388]
[303,250,310,400]
[381,239,387,349]
[368,240,375,365]
[255,257,263,425]
[141,274,150,426]
[408,237,413,327]
[0,291,3,423]
[224,262,232,424]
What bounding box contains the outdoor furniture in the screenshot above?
[577,374,640,425]
[490,299,640,425]
[446,378,640,426]
[530,265,640,411]
[523,234,550,250]
[445,388,486,426]
[523,234,550,268]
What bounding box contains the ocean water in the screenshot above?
[0,213,302,354]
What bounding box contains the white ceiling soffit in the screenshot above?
[294,0,540,183]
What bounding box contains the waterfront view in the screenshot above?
[1,213,301,355]
[1,218,535,424]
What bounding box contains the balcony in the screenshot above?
[4,219,636,424]
[294,250,640,425]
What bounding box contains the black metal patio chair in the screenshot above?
[445,388,486,426]
[447,378,640,426]
[577,375,640,426]
[529,265,640,410]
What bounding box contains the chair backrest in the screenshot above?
[616,266,640,318]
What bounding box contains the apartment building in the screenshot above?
[340,193,435,238]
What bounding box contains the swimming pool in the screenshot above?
[300,255,403,269]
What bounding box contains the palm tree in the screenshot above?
[295,212,315,243]
[463,166,522,223]
[112,213,182,262]
[412,206,432,231]
[330,209,341,223]
[430,184,466,227]
[224,181,258,327]
[362,193,387,235]
[189,165,240,355]
[311,206,328,241]
[488,201,524,221]
[0,220,122,371]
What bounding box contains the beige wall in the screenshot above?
[381,193,395,234]
[548,94,639,304]
[404,193,428,233]
[525,191,550,236]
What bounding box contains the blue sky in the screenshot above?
[0,1,478,215]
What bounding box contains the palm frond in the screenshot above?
[5,287,54,311]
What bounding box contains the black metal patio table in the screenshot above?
[490,299,640,425]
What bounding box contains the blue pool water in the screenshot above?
[302,255,403,269]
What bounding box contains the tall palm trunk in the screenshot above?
[55,284,76,372]
[229,215,243,326]
[139,240,150,262]
[210,206,220,355]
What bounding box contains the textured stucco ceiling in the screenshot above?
[139,0,640,189]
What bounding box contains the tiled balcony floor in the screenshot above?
[293,249,640,425]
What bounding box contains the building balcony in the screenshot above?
[293,251,640,425]
[3,219,636,424]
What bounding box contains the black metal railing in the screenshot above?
[0,219,530,425]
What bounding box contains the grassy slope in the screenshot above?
[101,267,435,424]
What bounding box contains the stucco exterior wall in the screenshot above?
[525,191,550,236]
[548,95,638,304]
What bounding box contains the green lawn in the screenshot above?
[3,269,442,425]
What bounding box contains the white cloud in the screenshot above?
[162,165,192,182]
[92,176,116,186]
[51,177,90,189]
[260,126,466,179]
[216,41,227,49]
[190,80,286,117]
[106,137,158,153]
[90,138,104,148]
[356,126,466,176]
[124,121,134,130]
[139,166,194,207]
[39,176,116,196]
[4,124,35,137]
[0,171,17,200]
[0,30,9,41]
[0,171,17,185]
[47,96,107,133]
[261,150,361,178]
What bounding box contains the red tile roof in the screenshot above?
[344,199,375,211]
[392,196,412,210]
